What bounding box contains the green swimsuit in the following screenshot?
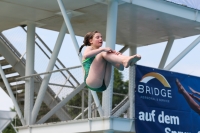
[82,56,107,92]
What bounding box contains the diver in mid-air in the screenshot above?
[79,31,141,92]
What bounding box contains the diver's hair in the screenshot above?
[78,31,100,55]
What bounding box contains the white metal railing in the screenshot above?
[1,26,130,122]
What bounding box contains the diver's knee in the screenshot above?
[86,78,102,88]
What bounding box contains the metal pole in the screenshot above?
[103,0,119,117]
[36,83,85,124]
[164,35,200,70]
[90,91,104,117]
[0,65,25,125]
[31,22,67,124]
[105,0,118,48]
[119,45,129,53]
[88,90,92,118]
[57,0,82,62]
[25,23,36,125]
[48,83,75,88]
[129,46,136,119]
[81,90,85,119]
[158,36,174,69]
[92,104,95,117]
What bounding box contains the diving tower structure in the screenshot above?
[0,110,16,133]
[0,0,200,133]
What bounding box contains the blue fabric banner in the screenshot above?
[135,65,200,133]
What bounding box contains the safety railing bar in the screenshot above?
[49,82,75,89]
[0,33,26,64]
[16,65,81,80]
[113,92,127,96]
[66,105,82,109]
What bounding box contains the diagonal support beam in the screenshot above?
[57,0,104,118]
[119,45,129,53]
[164,35,200,70]
[57,0,82,62]
[36,82,85,124]
[0,64,25,125]
[112,100,130,117]
[158,36,174,69]
[1,120,10,132]
[31,22,67,124]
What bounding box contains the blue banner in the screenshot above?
[135,65,200,133]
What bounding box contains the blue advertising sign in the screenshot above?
[135,65,200,133]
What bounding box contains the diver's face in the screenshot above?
[90,33,103,48]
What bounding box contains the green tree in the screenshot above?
[67,93,84,118]
[3,107,21,133]
[112,68,128,108]
[67,68,128,118]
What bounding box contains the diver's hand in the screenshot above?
[112,50,122,55]
[102,47,114,53]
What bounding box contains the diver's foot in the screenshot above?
[123,55,141,68]
[130,54,141,66]
[115,64,124,71]
[175,79,185,94]
[189,87,198,94]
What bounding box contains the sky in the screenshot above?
[0,26,200,111]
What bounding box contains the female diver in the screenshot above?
[79,31,141,92]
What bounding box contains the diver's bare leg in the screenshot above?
[86,52,140,88]
[189,87,200,96]
[189,93,200,103]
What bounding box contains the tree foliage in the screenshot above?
[3,108,21,133]
[67,68,129,118]
[112,68,128,108]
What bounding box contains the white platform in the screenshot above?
[0,0,200,46]
[17,117,135,133]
